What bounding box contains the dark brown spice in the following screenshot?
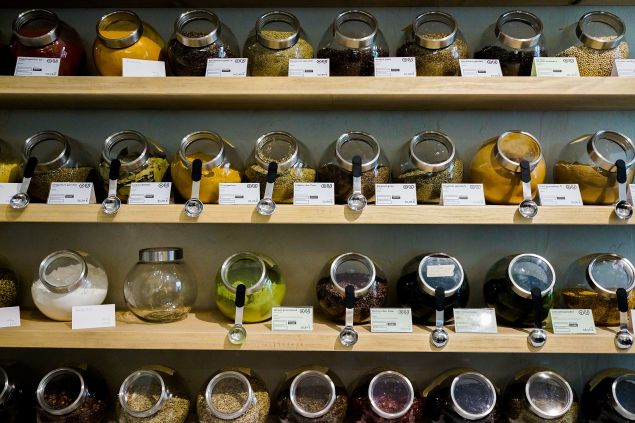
[318,164,390,204]
[316,273,388,323]
[167,31,237,76]
[473,45,545,76]
[316,46,388,76]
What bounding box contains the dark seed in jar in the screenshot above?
[318,164,390,204]
[473,45,545,76]
[316,47,388,76]
[316,273,388,323]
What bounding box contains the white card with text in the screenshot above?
[288,59,329,77]
[459,59,503,77]
[0,183,21,204]
[374,57,417,77]
[531,57,580,77]
[47,183,96,205]
[14,57,60,76]
[72,304,116,330]
[122,59,166,77]
[549,309,596,334]
[128,182,172,205]
[375,184,417,206]
[454,309,498,333]
[612,59,635,76]
[0,307,20,328]
[219,183,260,205]
[538,184,583,206]
[440,184,486,206]
[370,308,413,333]
[271,307,313,331]
[205,58,248,77]
[293,183,335,205]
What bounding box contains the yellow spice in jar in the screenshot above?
[0,162,20,183]
[171,153,242,204]
[553,161,631,204]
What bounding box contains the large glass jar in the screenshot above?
[32,250,108,322]
[582,368,635,422]
[316,252,388,324]
[93,10,165,76]
[397,253,469,324]
[197,368,270,423]
[9,9,85,76]
[470,131,546,204]
[0,362,34,422]
[0,261,19,308]
[483,253,556,327]
[474,10,546,76]
[557,11,628,77]
[317,10,389,76]
[0,139,21,183]
[395,131,464,204]
[396,12,468,76]
[244,11,313,76]
[554,130,635,205]
[215,252,285,323]
[98,130,170,202]
[318,132,391,204]
[117,365,190,423]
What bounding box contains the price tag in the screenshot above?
[293,183,334,205]
[47,183,96,205]
[0,183,20,204]
[427,265,455,278]
[122,58,166,77]
[374,57,417,77]
[531,57,580,77]
[630,310,634,332]
[612,59,635,76]
[128,182,171,205]
[219,183,260,205]
[375,184,417,206]
[538,184,583,206]
[72,304,116,330]
[549,309,596,334]
[454,309,498,333]
[0,307,20,328]
[627,185,635,203]
[440,184,486,206]
[205,58,248,77]
[271,307,313,331]
[370,308,413,333]
[14,57,60,76]
[459,59,503,77]
[288,59,329,77]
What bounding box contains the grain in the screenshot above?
[40,392,107,421]
[245,31,313,76]
[397,159,463,203]
[244,164,316,204]
[558,40,628,76]
[122,393,190,423]
[562,287,635,326]
[0,162,20,183]
[197,375,269,423]
[0,277,18,308]
[29,166,94,203]
[397,33,468,76]
[276,387,347,422]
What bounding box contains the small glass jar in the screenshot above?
[98,130,170,202]
[0,362,34,422]
[32,250,108,322]
[318,132,391,204]
[483,253,556,327]
[316,252,388,324]
[167,10,239,76]
[9,9,85,76]
[395,131,464,203]
[557,11,628,77]
[554,130,635,205]
[474,10,546,76]
[0,261,19,308]
[503,368,578,423]
[396,12,468,76]
[93,10,165,76]
[275,366,348,423]
[36,366,109,423]
[582,368,635,422]
[117,365,190,423]
[215,252,285,323]
[244,131,316,204]
[0,139,21,184]
[244,11,313,76]
[317,10,389,76]
[197,368,269,423]
[470,131,546,204]
[397,253,469,324]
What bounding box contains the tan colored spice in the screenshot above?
[245,30,313,76]
[562,287,635,326]
[397,33,469,76]
[558,39,628,76]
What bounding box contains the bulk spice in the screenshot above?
[277,388,347,423]
[39,392,107,422]
[558,41,628,76]
[168,32,237,76]
[554,162,620,204]
[216,279,285,322]
[473,45,545,76]
[99,157,169,200]
[122,393,190,423]
[0,161,20,183]
[561,288,635,326]
[197,375,269,423]
[171,153,241,203]
[396,33,468,76]
[29,166,94,202]
[318,165,390,204]
[483,276,554,327]
[316,46,388,76]
[0,268,18,308]
[349,387,423,422]
[316,273,388,323]
[245,30,313,76]
[505,397,578,423]
[397,159,463,203]
[244,164,315,204]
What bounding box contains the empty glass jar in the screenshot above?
[0,139,21,184]
[582,368,635,422]
[0,362,34,422]
[0,260,19,308]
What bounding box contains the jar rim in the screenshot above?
[417,253,464,297]
[611,373,635,420]
[24,130,71,172]
[39,249,87,294]
[205,370,254,419]
[118,369,167,418]
[0,367,9,406]
[139,247,183,262]
[576,11,626,50]
[221,252,267,295]
[175,9,221,48]
[585,253,635,297]
[507,253,556,299]
[290,370,337,418]
[368,370,414,419]
[412,11,458,50]
[102,130,151,173]
[450,372,497,420]
[494,130,543,172]
[254,131,300,172]
[97,10,143,49]
[586,130,635,172]
[495,10,543,50]
[179,131,226,170]
[408,131,456,173]
[525,371,573,419]
[333,9,378,49]
[12,9,61,47]
[256,11,300,50]
[335,131,381,172]
[37,367,87,416]
[329,252,377,296]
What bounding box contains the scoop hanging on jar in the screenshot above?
[348,156,367,211]
[431,287,449,347]
[339,285,358,347]
[101,158,121,215]
[615,287,633,349]
[9,156,37,210]
[228,283,247,345]
[255,161,278,216]
[527,287,547,348]
[183,159,204,218]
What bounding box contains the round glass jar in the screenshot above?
[0,261,19,309]
[397,253,469,324]
[215,252,285,323]
[474,10,546,76]
[470,131,546,204]
[557,11,628,77]
[582,368,635,422]
[9,9,85,76]
[317,10,389,76]
[98,130,170,202]
[93,10,165,76]
[554,130,635,205]
[396,12,468,76]
[483,253,556,327]
[244,131,316,204]
[316,252,388,324]
[0,362,34,422]
[0,139,21,184]
[244,11,313,76]
[395,131,464,203]
[167,10,239,76]
[171,131,243,203]
[117,365,190,423]
[197,368,269,423]
[32,250,108,322]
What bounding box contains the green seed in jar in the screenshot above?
[397,159,463,203]
[245,30,313,76]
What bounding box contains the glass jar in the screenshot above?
[98,130,170,202]
[395,131,464,203]
[483,253,556,327]
[470,131,546,204]
[0,362,34,422]
[167,10,239,76]
[316,252,388,324]
[557,11,628,77]
[554,130,635,205]
[244,11,313,76]
[0,139,21,184]
[31,250,108,322]
[503,368,578,423]
[474,10,546,76]
[0,261,19,308]
[582,368,635,422]
[93,10,165,76]
[9,9,85,76]
[275,366,348,423]
[396,12,468,76]
[318,132,391,204]
[215,252,285,323]
[317,10,389,76]
[23,131,95,203]
[36,366,109,423]
[397,253,469,324]
[197,368,270,423]
[244,131,316,204]
[117,365,190,423]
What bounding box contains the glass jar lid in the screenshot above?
[576,11,625,50]
[39,250,87,294]
[255,131,299,172]
[495,10,543,50]
[368,370,414,419]
[586,254,635,297]
[179,131,226,170]
[97,10,143,49]
[417,253,464,297]
[611,374,635,420]
[256,11,300,50]
[119,369,167,418]
[335,131,381,172]
[221,252,267,295]
[330,252,377,296]
[13,9,61,48]
[333,10,378,49]
[525,371,573,419]
[37,367,86,416]
[139,247,183,263]
[409,131,456,174]
[586,130,635,172]
[205,370,254,419]
[24,131,71,172]
[0,366,9,406]
[175,10,220,48]
[450,372,497,420]
[290,370,336,418]
[102,130,151,173]
[508,254,556,299]
[412,11,458,50]
[494,131,543,172]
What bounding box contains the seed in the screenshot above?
[474,45,546,76]
[29,166,94,203]
[318,164,391,204]
[168,31,238,76]
[553,161,620,204]
[397,34,469,76]
[245,31,313,76]
[42,392,108,421]
[244,164,316,204]
[0,162,20,183]
[558,40,628,76]
[561,287,635,326]
[317,45,388,76]
[277,387,348,422]
[197,375,269,423]
[397,159,464,203]
[316,273,388,324]
[124,393,190,423]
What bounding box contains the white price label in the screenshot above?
[128,182,171,205]
[271,307,313,331]
[375,184,417,206]
[205,58,248,77]
[440,184,486,206]
[549,309,596,334]
[374,57,417,77]
[612,59,635,76]
[219,183,260,205]
[0,307,20,328]
[538,184,583,206]
[0,183,20,204]
[427,265,456,278]
[47,183,96,205]
[454,309,498,333]
[72,304,116,330]
[370,308,412,333]
[459,59,503,77]
[293,183,334,205]
[14,57,60,76]
[531,57,580,77]
[288,59,329,77]
[122,58,166,77]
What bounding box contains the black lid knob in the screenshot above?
[531,287,543,328]
[345,285,355,309]
[191,159,202,183]
[266,162,278,184]
[24,157,38,178]
[617,287,629,313]
[435,287,445,312]
[235,284,246,308]
[352,155,362,178]
[520,160,531,184]
[616,159,627,184]
[109,159,121,181]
